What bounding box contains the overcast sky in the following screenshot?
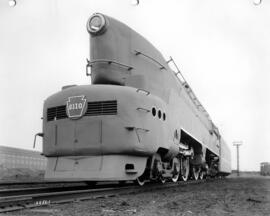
[0,0,269,171]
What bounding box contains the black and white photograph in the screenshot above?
[0,0,269,215]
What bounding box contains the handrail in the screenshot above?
[125,126,150,132]
[167,56,187,82]
[33,132,44,148]
[86,58,133,76]
[136,107,150,113]
[136,88,150,95]
[86,59,91,76]
[134,50,166,70]
[167,56,218,134]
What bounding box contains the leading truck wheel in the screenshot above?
[181,156,190,181]
[171,157,181,183]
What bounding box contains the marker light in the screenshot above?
[131,0,139,6]
[253,0,262,5]
[87,13,107,35]
[8,0,16,7]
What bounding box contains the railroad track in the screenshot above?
[0,179,209,213]
[0,181,85,189]
[0,185,101,197]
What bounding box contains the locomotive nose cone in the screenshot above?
[87,13,107,35]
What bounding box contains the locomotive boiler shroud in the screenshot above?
[42,13,231,182]
[43,84,177,180]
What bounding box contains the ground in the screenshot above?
[5,175,270,216]
[0,168,44,182]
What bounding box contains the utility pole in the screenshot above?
[233,141,243,177]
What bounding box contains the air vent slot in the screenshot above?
[47,105,67,121]
[85,100,117,116]
[47,100,117,121]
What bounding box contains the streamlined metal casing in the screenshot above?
[43,13,231,181]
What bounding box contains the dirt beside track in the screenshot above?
[5,177,270,216]
[0,168,44,182]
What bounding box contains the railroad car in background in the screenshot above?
[0,146,46,170]
[260,162,270,176]
[36,13,231,185]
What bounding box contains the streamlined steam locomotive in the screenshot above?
[39,13,231,185]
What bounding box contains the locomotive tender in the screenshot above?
[41,13,231,185]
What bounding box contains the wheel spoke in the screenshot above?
[171,157,180,182]
[192,166,201,181]
[181,157,190,181]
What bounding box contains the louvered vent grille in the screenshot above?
[85,100,117,116]
[47,105,67,121]
[47,100,117,121]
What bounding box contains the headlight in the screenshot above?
[87,13,107,35]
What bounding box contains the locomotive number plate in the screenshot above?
[66,95,87,119]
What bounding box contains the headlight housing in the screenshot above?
[87,13,107,35]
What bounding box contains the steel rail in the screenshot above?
[0,186,119,213]
[0,185,96,197]
[0,181,83,186]
[0,179,216,213]
[0,182,127,197]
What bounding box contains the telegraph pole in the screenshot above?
[233,141,243,177]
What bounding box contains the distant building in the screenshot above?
[260,162,270,176]
[0,146,47,170]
